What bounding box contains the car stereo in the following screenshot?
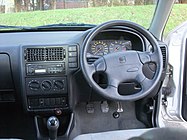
[26,63,65,75]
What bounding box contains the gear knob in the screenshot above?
[47,116,59,140]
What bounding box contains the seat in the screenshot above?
[73,128,152,140]
[73,127,187,140]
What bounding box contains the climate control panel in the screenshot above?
[26,77,67,95]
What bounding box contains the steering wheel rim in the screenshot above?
[81,20,163,101]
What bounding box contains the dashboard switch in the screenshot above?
[69,63,77,68]
[68,46,77,51]
[60,97,66,105]
[28,98,39,107]
[68,52,77,57]
[50,98,55,106]
[68,57,77,63]
[44,98,50,106]
[55,98,61,105]
[39,98,44,106]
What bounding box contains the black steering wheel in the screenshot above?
[81,20,163,101]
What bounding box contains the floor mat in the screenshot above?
[71,101,146,138]
[0,103,36,140]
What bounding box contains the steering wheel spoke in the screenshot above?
[140,77,155,92]
[87,63,96,75]
[105,78,120,98]
[108,76,121,88]
[150,52,160,64]
[93,57,106,72]
[105,85,119,98]
[138,52,151,64]
[138,51,160,64]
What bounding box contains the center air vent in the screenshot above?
[26,48,45,61]
[25,47,65,62]
[46,48,64,61]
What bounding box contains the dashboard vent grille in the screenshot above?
[46,48,64,61]
[26,48,45,61]
[160,45,167,69]
[25,47,65,62]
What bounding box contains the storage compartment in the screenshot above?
[0,53,15,102]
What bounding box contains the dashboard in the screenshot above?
[0,28,166,115]
[0,21,169,140]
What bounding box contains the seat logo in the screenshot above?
[119,56,126,63]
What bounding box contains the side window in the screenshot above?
[164,3,187,37]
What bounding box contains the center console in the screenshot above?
[21,44,78,139]
[22,45,78,113]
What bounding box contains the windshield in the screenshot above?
[0,0,158,30]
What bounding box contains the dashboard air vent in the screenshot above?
[25,48,45,61]
[25,47,65,62]
[160,45,167,69]
[46,48,64,61]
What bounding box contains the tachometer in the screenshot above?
[91,41,109,56]
[109,40,132,53]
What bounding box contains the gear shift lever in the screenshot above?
[47,116,59,140]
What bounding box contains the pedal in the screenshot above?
[101,101,109,113]
[116,101,123,113]
[86,103,94,114]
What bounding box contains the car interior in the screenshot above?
[0,0,187,140]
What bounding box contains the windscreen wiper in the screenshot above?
[0,25,33,30]
[30,23,96,31]
[35,23,96,28]
[0,23,96,31]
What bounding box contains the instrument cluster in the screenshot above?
[89,39,132,56]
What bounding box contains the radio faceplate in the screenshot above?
[26,63,65,75]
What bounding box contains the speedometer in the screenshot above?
[109,40,132,53]
[91,41,109,56]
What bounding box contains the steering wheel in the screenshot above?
[81,20,163,101]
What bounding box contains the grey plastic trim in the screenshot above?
[102,28,145,51]
[149,0,175,40]
[156,24,187,128]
